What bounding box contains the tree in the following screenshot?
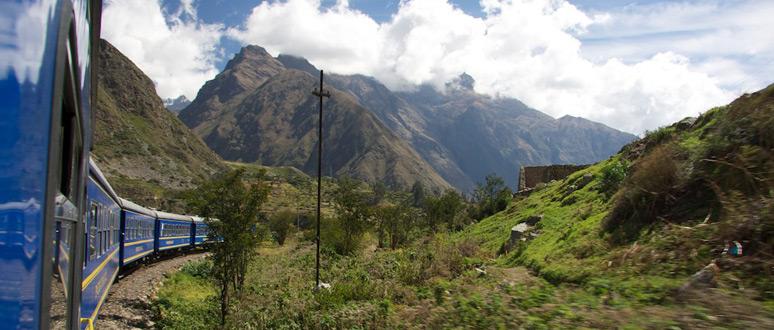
[424,189,469,232]
[411,181,426,208]
[374,195,417,249]
[185,169,269,325]
[473,174,512,219]
[269,209,294,246]
[370,181,387,206]
[330,177,371,254]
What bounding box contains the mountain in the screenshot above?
[93,39,226,208]
[164,95,191,115]
[182,46,635,192]
[180,47,451,192]
[325,72,636,191]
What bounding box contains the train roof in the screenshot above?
[89,157,121,203]
[119,198,157,217]
[155,210,193,222]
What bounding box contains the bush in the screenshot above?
[180,259,213,279]
[321,216,363,256]
[599,159,629,196]
[269,209,295,245]
[603,144,680,242]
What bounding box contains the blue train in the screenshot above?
[1,1,213,329]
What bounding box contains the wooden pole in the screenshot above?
[312,70,330,290]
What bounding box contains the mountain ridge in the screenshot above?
[181,45,636,191]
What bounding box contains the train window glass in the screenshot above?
[89,203,97,260]
[98,207,103,256]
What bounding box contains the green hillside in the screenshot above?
[463,83,774,326]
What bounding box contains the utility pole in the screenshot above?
[312,70,330,290]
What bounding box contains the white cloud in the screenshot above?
[101,0,223,100]
[227,0,766,134]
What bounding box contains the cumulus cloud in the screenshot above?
[102,0,223,100]
[227,0,759,134]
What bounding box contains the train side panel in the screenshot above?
[79,175,120,329]
[120,209,155,266]
[157,219,193,251]
[192,217,210,246]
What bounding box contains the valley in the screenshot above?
[91,37,772,329]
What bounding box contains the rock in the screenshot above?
[676,117,697,130]
[525,214,543,226]
[678,262,719,297]
[317,282,332,290]
[511,223,530,242]
[577,173,594,189]
[475,267,487,277]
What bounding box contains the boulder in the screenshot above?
[525,214,543,226]
[511,223,530,243]
[676,117,697,130]
[678,261,719,297]
[577,173,594,189]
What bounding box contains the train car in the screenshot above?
[80,159,121,329]
[0,0,102,329]
[192,216,211,246]
[118,198,156,267]
[155,211,193,252]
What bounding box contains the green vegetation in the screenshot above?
[471,174,512,219]
[156,85,774,328]
[185,169,270,324]
[154,260,218,329]
[268,210,295,246]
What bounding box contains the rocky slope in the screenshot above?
[180,47,451,192]
[93,39,226,208]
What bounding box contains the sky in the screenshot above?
[101,0,774,134]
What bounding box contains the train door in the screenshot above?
[46,12,88,330]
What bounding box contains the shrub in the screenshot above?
[599,159,629,196]
[268,209,295,245]
[321,216,363,256]
[180,259,213,279]
[603,144,680,242]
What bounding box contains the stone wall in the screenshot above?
[518,164,589,191]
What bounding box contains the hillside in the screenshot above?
[180,46,451,192]
[93,39,226,209]
[462,84,774,326]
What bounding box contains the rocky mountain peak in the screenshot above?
[164,95,191,115]
[276,54,319,76]
[445,72,476,92]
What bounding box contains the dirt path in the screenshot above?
[97,252,208,329]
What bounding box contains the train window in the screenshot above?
[54,34,83,203]
[89,203,97,260]
[98,207,103,255]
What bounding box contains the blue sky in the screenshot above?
[101,0,774,134]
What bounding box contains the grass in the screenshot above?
[153,260,218,329]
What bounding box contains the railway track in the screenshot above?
[89,252,208,329]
